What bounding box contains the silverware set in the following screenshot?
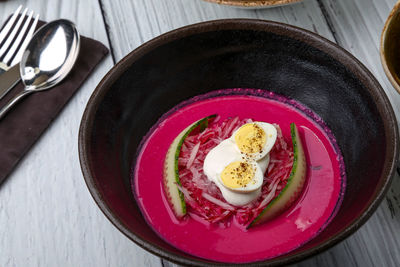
[0,5,80,120]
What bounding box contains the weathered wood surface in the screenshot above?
[1,0,400,266]
[99,0,335,62]
[0,0,161,266]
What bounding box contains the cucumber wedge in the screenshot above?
[248,123,307,228]
[163,115,216,219]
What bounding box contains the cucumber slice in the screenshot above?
[163,115,216,218]
[248,123,307,228]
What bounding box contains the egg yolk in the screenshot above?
[234,123,266,154]
[221,161,255,189]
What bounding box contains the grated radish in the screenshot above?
[202,192,235,211]
[258,180,279,209]
[187,142,200,168]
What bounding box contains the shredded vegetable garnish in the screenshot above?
[178,117,293,226]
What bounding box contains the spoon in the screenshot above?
[0,19,80,120]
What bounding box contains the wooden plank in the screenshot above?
[99,0,335,61]
[0,1,162,266]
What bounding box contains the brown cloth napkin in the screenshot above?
[0,19,109,185]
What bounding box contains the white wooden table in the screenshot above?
[1,0,399,266]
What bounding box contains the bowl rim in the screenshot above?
[380,1,400,94]
[79,19,399,266]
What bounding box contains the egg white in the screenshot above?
[215,180,262,206]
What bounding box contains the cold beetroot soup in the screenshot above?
[132,89,345,263]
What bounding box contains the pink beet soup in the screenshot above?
[132,89,345,263]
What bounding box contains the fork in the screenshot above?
[0,5,39,99]
[0,5,39,75]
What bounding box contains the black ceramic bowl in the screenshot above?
[79,19,399,266]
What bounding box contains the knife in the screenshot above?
[0,64,21,100]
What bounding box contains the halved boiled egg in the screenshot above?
[231,122,277,160]
[204,156,264,206]
[203,121,277,206]
[203,139,268,206]
[219,160,263,192]
[203,139,268,190]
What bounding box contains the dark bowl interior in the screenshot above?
[79,20,398,266]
